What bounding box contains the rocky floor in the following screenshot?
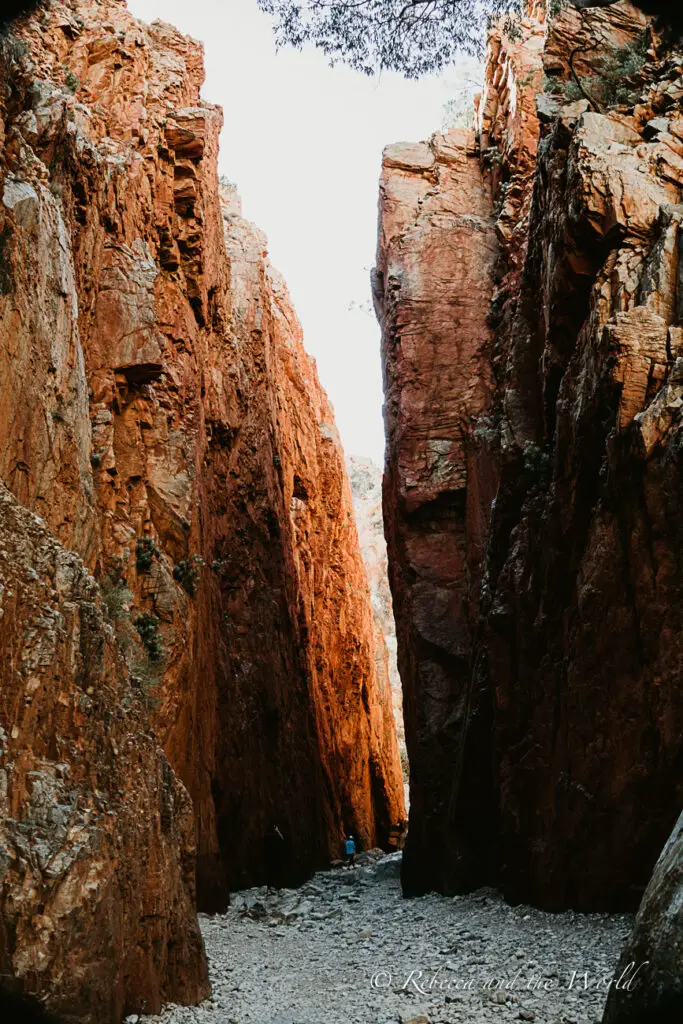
[141,852,634,1024]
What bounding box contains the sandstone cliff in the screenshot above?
[207,191,405,892]
[374,126,499,894]
[0,482,209,1020]
[376,0,683,910]
[348,455,406,771]
[0,0,403,1016]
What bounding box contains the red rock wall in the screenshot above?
[348,455,406,768]
[0,482,209,1021]
[373,132,499,894]
[377,1,683,910]
[1,0,235,915]
[203,192,404,893]
[0,0,403,1014]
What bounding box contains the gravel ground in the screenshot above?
[141,852,633,1024]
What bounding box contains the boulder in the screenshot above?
[602,812,683,1023]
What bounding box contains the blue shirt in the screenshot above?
[345,839,356,855]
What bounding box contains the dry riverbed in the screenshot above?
[139,852,634,1024]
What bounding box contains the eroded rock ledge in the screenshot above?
[376,0,682,912]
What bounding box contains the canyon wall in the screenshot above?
[207,192,404,892]
[377,0,683,911]
[603,809,683,1022]
[373,127,499,891]
[0,482,209,1022]
[348,455,406,769]
[0,0,403,1016]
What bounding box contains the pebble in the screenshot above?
[140,853,632,1024]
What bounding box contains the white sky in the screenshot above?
[129,0,479,464]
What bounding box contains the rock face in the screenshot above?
[0,0,403,1016]
[602,811,683,1023]
[374,129,499,894]
[0,2,44,29]
[377,1,683,910]
[347,455,406,767]
[206,194,405,893]
[0,482,209,1021]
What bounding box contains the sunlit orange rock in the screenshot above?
[0,481,209,1021]
[0,0,403,1016]
[348,455,407,768]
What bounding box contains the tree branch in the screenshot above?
[568,34,605,113]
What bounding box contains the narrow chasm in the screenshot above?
[1,2,682,1024]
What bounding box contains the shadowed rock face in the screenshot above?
[602,812,683,1023]
[0,0,403,1015]
[0,2,43,29]
[377,2,683,911]
[0,988,62,1023]
[374,130,499,895]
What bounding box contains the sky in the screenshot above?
[129,0,480,464]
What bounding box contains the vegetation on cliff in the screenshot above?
[257,1,682,76]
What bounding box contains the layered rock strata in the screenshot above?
[0,0,403,1015]
[377,0,683,910]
